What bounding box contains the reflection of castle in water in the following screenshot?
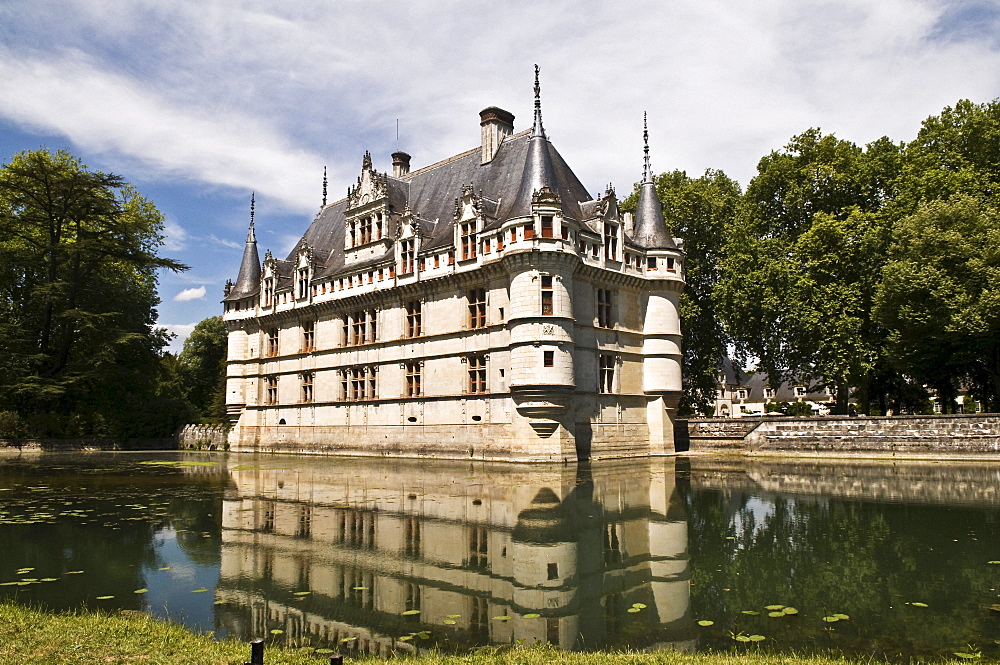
[216,457,693,653]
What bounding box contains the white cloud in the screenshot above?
[162,218,187,252]
[2,0,1000,209]
[158,322,197,354]
[207,234,241,250]
[173,286,206,302]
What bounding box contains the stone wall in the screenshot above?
[0,438,176,452]
[686,414,1000,457]
[177,424,229,450]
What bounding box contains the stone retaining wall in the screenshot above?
[177,424,229,450]
[685,414,1000,456]
[0,438,176,452]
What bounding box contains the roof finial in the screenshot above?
[532,64,546,139]
[246,192,256,243]
[643,112,652,184]
[322,166,328,207]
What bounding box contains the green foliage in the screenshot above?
[177,316,228,422]
[0,411,27,438]
[785,401,814,417]
[0,149,187,436]
[716,130,901,415]
[623,169,741,415]
[875,196,1000,411]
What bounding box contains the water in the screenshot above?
[1,451,999,660]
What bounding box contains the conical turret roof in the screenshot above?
[504,65,562,219]
[632,114,675,250]
[226,194,262,300]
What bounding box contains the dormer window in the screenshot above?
[541,215,553,238]
[460,221,477,260]
[262,277,274,307]
[296,267,309,299]
[400,239,415,275]
[604,223,618,261]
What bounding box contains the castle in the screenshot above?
[222,68,684,462]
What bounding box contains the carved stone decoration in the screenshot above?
[531,185,561,206]
[453,183,482,222]
[347,150,389,211]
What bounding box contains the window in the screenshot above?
[404,517,421,557]
[263,277,274,307]
[265,376,279,405]
[400,239,415,275]
[301,320,315,352]
[469,527,488,569]
[460,221,477,260]
[468,355,487,394]
[296,505,312,538]
[604,223,618,260]
[764,387,775,399]
[348,366,377,401]
[510,228,516,243]
[541,215,553,238]
[597,289,613,328]
[599,354,615,393]
[266,328,279,357]
[297,267,309,298]
[301,372,314,403]
[468,288,486,329]
[405,362,421,397]
[737,389,746,400]
[347,310,377,345]
[795,386,806,397]
[405,300,422,337]
[667,257,676,272]
[543,350,554,367]
[541,275,553,315]
[647,257,657,270]
[339,370,349,400]
[524,222,535,239]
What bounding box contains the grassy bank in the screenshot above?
[0,602,959,665]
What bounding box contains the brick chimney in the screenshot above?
[480,107,514,164]
[391,151,411,177]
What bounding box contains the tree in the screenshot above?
[177,316,228,422]
[623,169,741,415]
[875,196,1000,412]
[715,130,902,413]
[0,149,186,434]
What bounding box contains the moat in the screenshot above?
[1,451,999,661]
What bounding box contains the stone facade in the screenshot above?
[222,72,684,462]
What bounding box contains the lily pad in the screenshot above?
[954,653,981,660]
[741,610,760,615]
[822,616,840,623]
[491,615,509,621]
[988,561,1000,565]
[764,604,785,611]
[632,602,647,609]
[340,637,356,642]
[910,602,928,608]
[401,609,420,616]
[65,571,83,575]
[768,611,784,618]
[783,607,799,615]
[293,591,311,596]
[627,607,641,613]
[134,588,148,594]
[523,613,541,619]
[352,586,368,590]
[191,588,209,593]
[96,595,114,600]
[398,635,412,641]
[697,620,715,626]
[270,629,284,635]
[749,635,765,642]
[735,635,751,642]
[316,649,335,654]
[832,613,850,620]
[443,620,457,625]
[445,614,461,618]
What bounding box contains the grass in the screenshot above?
[0,602,963,665]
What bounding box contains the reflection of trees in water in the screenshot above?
[688,484,1000,660]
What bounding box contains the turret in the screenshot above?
[634,117,684,453]
[226,193,262,301]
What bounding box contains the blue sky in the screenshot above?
[2,0,999,351]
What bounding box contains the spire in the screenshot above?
[643,112,652,184]
[506,65,560,218]
[228,192,262,300]
[322,167,328,207]
[632,114,675,249]
[531,64,546,139]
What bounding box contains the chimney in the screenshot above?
[480,106,514,164]
[392,151,411,177]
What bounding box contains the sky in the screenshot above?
[2,0,999,352]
